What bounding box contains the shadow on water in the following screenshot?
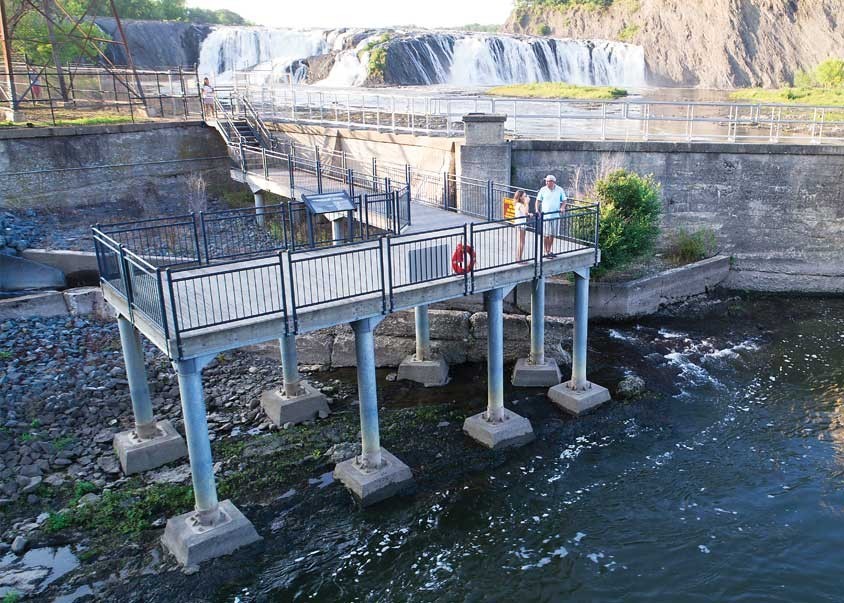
[103,296,844,602]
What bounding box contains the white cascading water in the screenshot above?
[196,28,646,88]
[197,27,332,84]
[448,35,645,87]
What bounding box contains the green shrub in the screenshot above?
[538,24,552,35]
[666,228,717,265]
[816,58,844,88]
[593,169,661,278]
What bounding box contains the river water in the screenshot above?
[113,295,844,602]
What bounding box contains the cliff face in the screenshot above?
[504,0,844,88]
[95,19,212,68]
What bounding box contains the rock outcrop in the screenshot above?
[504,0,844,88]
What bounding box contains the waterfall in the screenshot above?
[197,27,332,84]
[196,28,647,88]
[388,34,645,87]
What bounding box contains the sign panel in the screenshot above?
[301,190,356,215]
[503,197,515,220]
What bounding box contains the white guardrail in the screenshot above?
[230,83,844,145]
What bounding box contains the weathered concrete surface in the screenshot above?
[63,287,114,319]
[0,291,68,319]
[548,382,612,416]
[515,256,731,319]
[511,140,844,292]
[333,449,414,506]
[0,255,66,291]
[273,123,456,176]
[463,410,535,450]
[160,499,262,567]
[0,122,228,208]
[260,382,330,426]
[22,249,99,277]
[511,358,562,387]
[113,420,188,475]
[458,114,511,208]
[397,355,450,386]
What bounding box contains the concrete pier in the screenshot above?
[511,276,562,387]
[112,316,187,475]
[548,268,611,415]
[397,304,449,386]
[464,288,534,449]
[334,317,413,505]
[261,333,329,426]
[161,356,261,567]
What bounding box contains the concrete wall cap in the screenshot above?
[462,113,507,124]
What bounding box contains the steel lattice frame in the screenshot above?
[0,0,144,109]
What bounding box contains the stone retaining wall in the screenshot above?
[0,122,229,209]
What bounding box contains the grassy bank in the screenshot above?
[729,87,844,107]
[486,82,628,100]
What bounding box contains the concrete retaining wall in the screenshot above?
[512,256,731,319]
[0,287,113,321]
[510,140,844,293]
[0,122,229,208]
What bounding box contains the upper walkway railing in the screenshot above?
[235,84,844,145]
[93,205,599,357]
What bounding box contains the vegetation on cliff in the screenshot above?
[487,82,627,100]
[730,59,844,107]
[104,0,247,25]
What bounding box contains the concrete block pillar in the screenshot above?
[463,288,534,449]
[397,304,449,386]
[254,191,265,227]
[548,268,611,415]
[511,276,562,387]
[261,333,329,426]
[334,316,413,506]
[112,316,187,475]
[331,218,344,245]
[161,355,261,567]
[459,113,511,218]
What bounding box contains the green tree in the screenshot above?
[9,0,105,66]
[815,58,844,88]
[592,169,661,277]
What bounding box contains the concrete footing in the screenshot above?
[333,449,414,506]
[548,381,611,416]
[396,355,449,387]
[260,382,329,426]
[113,420,188,475]
[463,409,535,450]
[160,499,262,567]
[511,358,562,387]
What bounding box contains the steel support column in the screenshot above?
[254,191,265,227]
[571,268,589,390]
[175,356,219,525]
[414,304,431,361]
[117,316,157,438]
[279,333,300,398]
[486,287,506,422]
[529,276,545,365]
[352,316,382,469]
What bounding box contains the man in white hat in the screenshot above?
[536,174,567,256]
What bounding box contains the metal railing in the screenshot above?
[236,84,844,145]
[94,207,599,356]
[1,65,204,125]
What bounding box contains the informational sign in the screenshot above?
[301,191,356,215]
[408,244,449,284]
[503,197,516,220]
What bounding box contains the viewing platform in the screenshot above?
[92,103,610,570]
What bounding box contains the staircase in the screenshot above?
[232,120,258,146]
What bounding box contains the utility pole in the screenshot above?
[43,0,69,101]
[0,0,18,113]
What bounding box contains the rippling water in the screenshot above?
[170,297,844,602]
